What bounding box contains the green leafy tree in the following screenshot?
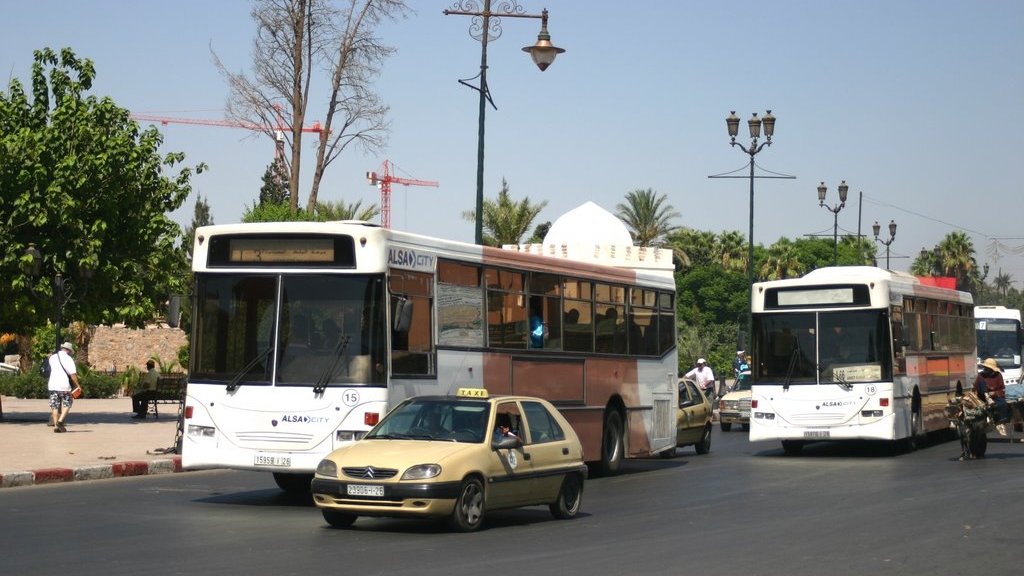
[258,159,290,206]
[528,221,551,244]
[461,178,547,247]
[242,201,317,223]
[759,239,804,280]
[616,188,680,247]
[0,48,202,343]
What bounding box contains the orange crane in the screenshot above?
[129,109,326,163]
[366,160,439,229]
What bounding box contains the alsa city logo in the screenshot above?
[387,247,435,271]
[280,415,330,424]
[818,401,855,408]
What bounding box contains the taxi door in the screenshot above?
[485,401,535,508]
[518,400,578,502]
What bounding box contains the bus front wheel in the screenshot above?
[781,440,804,455]
[273,472,313,493]
[598,409,624,476]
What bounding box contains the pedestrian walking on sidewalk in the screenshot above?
[48,341,82,433]
[131,359,160,419]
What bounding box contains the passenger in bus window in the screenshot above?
[529,296,547,348]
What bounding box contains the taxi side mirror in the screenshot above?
[492,436,520,451]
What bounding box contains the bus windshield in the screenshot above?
[191,273,387,386]
[976,318,1022,370]
[753,309,892,385]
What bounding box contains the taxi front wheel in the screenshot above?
[322,509,357,528]
[448,477,486,532]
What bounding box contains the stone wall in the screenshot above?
[87,324,188,373]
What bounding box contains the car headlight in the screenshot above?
[401,464,441,480]
[315,459,338,477]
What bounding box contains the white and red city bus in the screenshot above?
[974,305,1022,387]
[747,266,975,454]
[181,219,678,490]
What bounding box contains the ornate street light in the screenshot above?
[872,219,897,270]
[818,180,849,266]
[444,1,565,245]
[720,110,781,350]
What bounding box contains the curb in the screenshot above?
[0,456,183,489]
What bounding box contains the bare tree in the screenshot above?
[214,0,409,211]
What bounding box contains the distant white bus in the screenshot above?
[748,267,975,454]
[181,221,678,490]
[974,305,1023,386]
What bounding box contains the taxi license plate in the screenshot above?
[347,484,384,497]
[804,430,830,439]
[740,410,750,418]
[254,454,291,467]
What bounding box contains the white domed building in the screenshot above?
[502,201,673,278]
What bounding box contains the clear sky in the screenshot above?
[3,0,1023,282]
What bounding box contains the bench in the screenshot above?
[144,374,186,419]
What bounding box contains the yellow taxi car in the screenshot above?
[674,377,713,454]
[311,388,587,532]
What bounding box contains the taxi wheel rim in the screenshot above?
[563,476,582,514]
[460,483,483,524]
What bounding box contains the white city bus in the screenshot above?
[975,305,1022,386]
[747,267,975,454]
[182,220,678,490]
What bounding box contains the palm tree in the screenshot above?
[461,178,547,246]
[994,271,1013,298]
[716,230,747,273]
[936,231,978,292]
[314,199,380,222]
[759,239,804,280]
[616,188,680,247]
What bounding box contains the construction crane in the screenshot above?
[367,160,439,229]
[129,109,325,163]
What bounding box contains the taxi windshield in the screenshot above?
[367,399,491,443]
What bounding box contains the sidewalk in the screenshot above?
[0,396,184,489]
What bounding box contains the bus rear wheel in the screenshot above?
[598,409,624,476]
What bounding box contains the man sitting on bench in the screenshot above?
[131,360,160,419]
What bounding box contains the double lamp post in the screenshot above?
[444,0,565,245]
[23,243,92,353]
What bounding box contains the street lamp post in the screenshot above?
[23,243,93,352]
[817,180,849,266]
[444,1,565,245]
[872,219,897,270]
[725,110,776,347]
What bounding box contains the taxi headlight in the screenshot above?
[401,464,441,480]
[315,459,338,477]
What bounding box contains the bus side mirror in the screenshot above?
[167,295,182,328]
[393,297,413,333]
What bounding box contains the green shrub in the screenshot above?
[0,367,121,399]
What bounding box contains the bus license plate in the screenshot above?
[804,430,830,439]
[347,484,384,497]
[254,454,291,467]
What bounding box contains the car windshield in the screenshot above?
[366,399,491,443]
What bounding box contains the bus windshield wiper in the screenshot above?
[226,347,272,392]
[783,346,800,391]
[834,371,853,391]
[313,335,351,395]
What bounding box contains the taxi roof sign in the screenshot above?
[456,388,489,399]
